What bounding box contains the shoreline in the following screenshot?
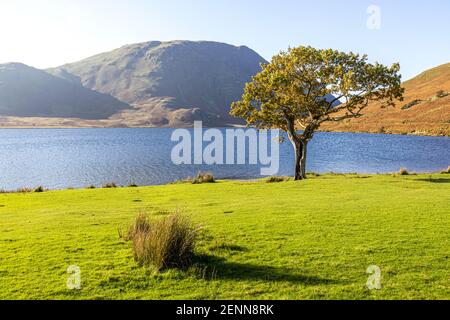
[1,171,449,194]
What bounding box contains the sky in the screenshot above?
[0,0,449,80]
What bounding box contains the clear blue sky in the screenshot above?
[1,0,449,80]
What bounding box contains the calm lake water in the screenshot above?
[0,128,449,190]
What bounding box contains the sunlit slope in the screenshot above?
[323,63,450,136]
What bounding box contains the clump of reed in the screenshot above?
[123,212,199,271]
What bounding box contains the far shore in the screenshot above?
[0,125,448,137]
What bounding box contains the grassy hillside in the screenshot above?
[0,174,449,300]
[323,63,450,136]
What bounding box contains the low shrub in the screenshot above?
[399,168,409,176]
[86,185,96,189]
[126,212,199,271]
[401,99,422,110]
[102,182,117,188]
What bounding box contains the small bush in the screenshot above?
[401,99,422,110]
[192,172,215,184]
[102,182,117,188]
[86,185,96,189]
[16,187,33,193]
[399,168,409,176]
[435,90,448,98]
[128,183,139,188]
[266,176,291,183]
[126,212,199,271]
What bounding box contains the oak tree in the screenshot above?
[231,46,404,180]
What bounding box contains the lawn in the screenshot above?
[0,174,449,300]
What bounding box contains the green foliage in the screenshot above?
[231,46,404,141]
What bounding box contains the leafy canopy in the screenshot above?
[231,46,404,140]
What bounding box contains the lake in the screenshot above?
[0,128,449,190]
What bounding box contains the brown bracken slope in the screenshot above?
[322,62,450,136]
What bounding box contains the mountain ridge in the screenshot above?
[47,40,268,127]
[0,62,130,120]
[0,42,448,134]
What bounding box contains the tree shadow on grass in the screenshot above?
[414,178,450,184]
[193,254,341,285]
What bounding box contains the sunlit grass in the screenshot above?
[0,174,449,300]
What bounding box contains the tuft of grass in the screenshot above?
[399,168,410,176]
[128,183,139,188]
[266,176,291,183]
[125,213,151,241]
[126,212,199,271]
[102,182,117,188]
[192,172,215,184]
[34,186,45,193]
[86,185,96,189]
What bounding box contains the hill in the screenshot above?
[322,62,450,136]
[48,40,268,127]
[0,63,129,120]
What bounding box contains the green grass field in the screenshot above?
[0,174,449,300]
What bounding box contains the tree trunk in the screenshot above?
[300,140,308,179]
[293,139,308,180]
[293,140,304,181]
